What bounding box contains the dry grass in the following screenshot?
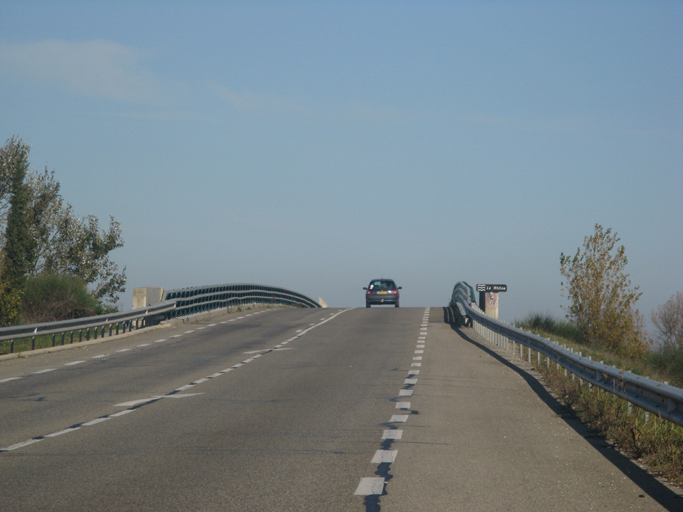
[531,348,683,487]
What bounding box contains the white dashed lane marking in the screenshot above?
[371,450,398,463]
[2,309,350,456]
[45,428,80,438]
[355,477,385,496]
[356,308,429,499]
[81,418,110,426]
[382,429,403,440]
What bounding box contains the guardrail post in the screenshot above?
[10,339,14,353]
[52,334,56,347]
[32,336,36,350]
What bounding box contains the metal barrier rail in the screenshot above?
[164,283,320,318]
[0,283,319,355]
[0,301,176,354]
[450,281,683,427]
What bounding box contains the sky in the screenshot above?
[0,1,681,326]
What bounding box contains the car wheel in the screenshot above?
[395,302,400,308]
[366,304,371,308]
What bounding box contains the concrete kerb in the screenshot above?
[0,304,287,362]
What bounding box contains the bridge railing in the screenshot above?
[163,283,320,318]
[0,283,320,355]
[450,281,683,427]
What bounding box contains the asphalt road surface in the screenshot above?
[1,307,681,511]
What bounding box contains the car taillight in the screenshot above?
[367,290,371,295]
[392,290,397,295]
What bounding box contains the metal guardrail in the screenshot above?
[0,283,319,355]
[0,301,176,354]
[163,283,320,317]
[450,281,683,427]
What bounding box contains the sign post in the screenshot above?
[476,284,508,319]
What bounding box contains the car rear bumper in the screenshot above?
[366,294,399,305]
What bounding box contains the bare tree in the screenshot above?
[652,292,683,350]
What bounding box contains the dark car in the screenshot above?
[364,279,401,308]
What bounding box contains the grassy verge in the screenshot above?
[536,355,683,487]
[515,313,683,487]
[517,312,683,387]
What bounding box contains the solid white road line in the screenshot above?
[0,438,43,452]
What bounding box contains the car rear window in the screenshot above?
[369,280,396,289]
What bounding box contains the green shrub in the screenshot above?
[21,273,98,324]
[516,312,583,343]
[646,347,683,388]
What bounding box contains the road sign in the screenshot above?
[476,284,508,293]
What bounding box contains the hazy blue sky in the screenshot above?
[1,1,681,324]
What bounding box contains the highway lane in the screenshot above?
[0,307,680,511]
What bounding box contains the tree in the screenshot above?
[0,137,126,317]
[0,137,33,325]
[42,209,126,309]
[651,292,683,350]
[560,224,648,358]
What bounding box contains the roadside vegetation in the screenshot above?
[0,136,125,327]
[512,225,683,486]
[515,315,683,487]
